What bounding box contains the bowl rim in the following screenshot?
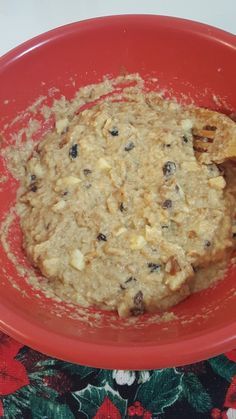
[1,302,236,369]
[0,14,236,369]
[0,14,235,65]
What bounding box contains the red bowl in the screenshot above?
[0,15,236,369]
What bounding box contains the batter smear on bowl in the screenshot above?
[9,76,236,317]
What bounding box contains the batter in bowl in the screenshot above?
[15,79,236,317]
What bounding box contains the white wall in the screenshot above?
[0,0,235,56]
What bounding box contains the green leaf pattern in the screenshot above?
[181,373,212,413]
[30,395,74,419]
[209,355,236,382]
[73,383,127,418]
[136,369,183,413]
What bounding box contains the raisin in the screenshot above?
[120,276,137,290]
[130,291,145,316]
[124,142,135,151]
[69,144,78,159]
[233,233,236,238]
[161,225,169,229]
[119,202,127,212]
[62,191,68,196]
[193,134,213,143]
[204,240,211,248]
[97,233,107,241]
[109,128,119,136]
[29,174,37,191]
[165,144,171,148]
[162,199,172,209]
[203,125,217,131]
[147,263,161,273]
[30,184,37,192]
[162,161,176,177]
[134,291,143,305]
[83,169,92,176]
[182,136,188,143]
[130,307,144,316]
[126,276,136,284]
[193,145,208,153]
[192,264,199,273]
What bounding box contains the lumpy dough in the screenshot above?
[18,89,236,317]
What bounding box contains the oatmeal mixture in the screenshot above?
[8,77,236,317]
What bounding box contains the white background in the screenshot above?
[0,0,235,56]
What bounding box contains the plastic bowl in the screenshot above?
[0,15,236,369]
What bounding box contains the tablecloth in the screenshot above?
[0,332,236,418]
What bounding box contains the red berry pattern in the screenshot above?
[211,408,222,419]
[128,401,152,418]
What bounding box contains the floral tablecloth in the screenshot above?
[1,332,236,418]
